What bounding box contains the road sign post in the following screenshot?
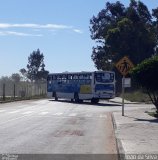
[122,76,125,116]
[115,56,134,116]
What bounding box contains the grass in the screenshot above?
[122,90,158,118]
[0,94,47,103]
[146,111,158,118]
[121,90,151,103]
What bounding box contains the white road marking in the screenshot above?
[9,110,20,114]
[0,110,5,113]
[0,115,31,126]
[53,112,63,116]
[39,112,49,115]
[85,114,92,117]
[68,113,77,117]
[22,111,34,115]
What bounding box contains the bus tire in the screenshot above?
[74,93,79,103]
[52,92,56,97]
[54,93,58,101]
[91,98,99,104]
[55,96,58,101]
[79,99,83,103]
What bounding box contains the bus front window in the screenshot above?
[95,72,114,83]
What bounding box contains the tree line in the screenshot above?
[90,0,158,70]
[0,49,49,83]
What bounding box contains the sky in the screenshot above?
[0,0,157,77]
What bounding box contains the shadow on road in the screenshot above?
[124,115,158,123]
[49,99,122,107]
[135,118,158,123]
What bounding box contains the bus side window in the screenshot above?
[86,79,91,84]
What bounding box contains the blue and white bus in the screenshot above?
[47,71,115,103]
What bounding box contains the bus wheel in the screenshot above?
[54,93,58,101]
[74,93,79,103]
[55,96,58,101]
[79,99,83,103]
[91,98,99,104]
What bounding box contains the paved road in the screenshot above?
[0,99,142,159]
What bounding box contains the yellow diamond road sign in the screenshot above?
[115,56,134,76]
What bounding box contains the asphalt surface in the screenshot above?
[0,98,151,160]
[0,99,123,160]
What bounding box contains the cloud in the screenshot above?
[0,23,83,36]
[0,23,73,29]
[73,29,83,34]
[0,31,43,36]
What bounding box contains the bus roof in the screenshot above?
[48,71,115,75]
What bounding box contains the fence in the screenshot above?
[0,81,47,102]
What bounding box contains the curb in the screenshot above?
[109,100,141,105]
[111,113,125,160]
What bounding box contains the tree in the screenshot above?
[11,73,21,83]
[90,0,158,70]
[0,76,11,83]
[19,68,27,81]
[21,49,49,82]
[130,55,158,112]
[152,7,158,55]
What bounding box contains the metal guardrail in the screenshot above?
[0,82,47,102]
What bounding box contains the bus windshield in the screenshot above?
[95,72,114,83]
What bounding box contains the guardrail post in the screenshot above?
[3,83,5,101]
[13,84,16,99]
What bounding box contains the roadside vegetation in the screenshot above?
[122,90,151,103]
[90,0,158,71]
[146,111,158,118]
[130,55,158,115]
[0,94,47,103]
[20,49,49,82]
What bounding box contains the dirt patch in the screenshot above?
[53,130,84,137]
